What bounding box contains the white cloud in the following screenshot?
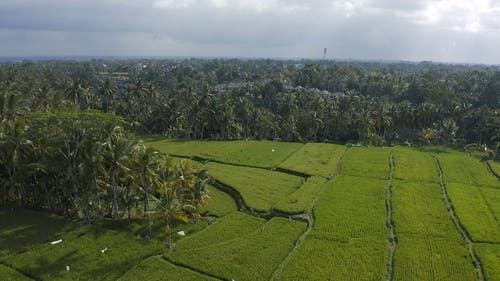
[153,0,196,9]
[1,0,500,63]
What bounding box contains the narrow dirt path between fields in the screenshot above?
[269,146,349,281]
[0,261,37,281]
[484,161,500,180]
[384,151,397,281]
[170,154,312,178]
[435,157,486,281]
[161,256,226,281]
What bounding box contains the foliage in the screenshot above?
[447,183,500,242]
[118,256,218,281]
[311,175,387,242]
[341,147,391,179]
[166,217,306,281]
[203,162,303,212]
[1,211,209,281]
[392,181,460,239]
[393,146,439,182]
[280,238,386,281]
[437,150,499,188]
[4,224,163,281]
[393,237,476,281]
[278,143,346,177]
[0,265,31,281]
[174,212,265,251]
[273,176,327,214]
[476,244,500,281]
[199,185,237,217]
[144,137,303,168]
[0,207,76,257]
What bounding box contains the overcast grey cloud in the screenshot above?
[1,0,500,63]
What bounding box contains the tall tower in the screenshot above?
[323,48,327,60]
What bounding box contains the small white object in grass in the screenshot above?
[271,149,275,152]
[101,247,108,253]
[51,239,63,245]
[66,265,70,272]
[177,230,186,236]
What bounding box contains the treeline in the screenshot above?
[0,59,498,153]
[0,95,210,240]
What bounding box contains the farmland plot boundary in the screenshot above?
[435,157,486,281]
[385,152,397,281]
[270,147,349,280]
[0,262,37,281]
[161,256,227,281]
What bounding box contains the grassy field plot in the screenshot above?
[0,207,76,258]
[143,137,303,167]
[341,147,391,179]
[174,212,265,250]
[273,176,327,214]
[280,237,386,281]
[5,225,163,281]
[0,265,31,281]
[311,175,387,242]
[204,162,303,212]
[476,244,500,281]
[438,151,498,188]
[118,255,217,281]
[393,146,439,182]
[166,217,306,281]
[447,183,500,242]
[488,160,500,178]
[392,181,460,239]
[393,237,476,281]
[200,185,237,217]
[2,213,209,281]
[278,143,346,177]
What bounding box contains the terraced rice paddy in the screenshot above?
[1,139,499,281]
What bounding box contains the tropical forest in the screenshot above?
[0,58,499,281]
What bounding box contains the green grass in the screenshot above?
[144,137,303,167]
[437,151,498,188]
[482,187,500,221]
[393,146,439,182]
[476,244,500,281]
[118,256,217,281]
[204,162,303,212]
[393,237,476,281]
[0,265,31,281]
[166,217,306,281]
[273,176,327,214]
[278,143,346,177]
[311,175,387,242]
[392,181,460,239]
[280,238,386,281]
[446,183,500,242]
[0,207,76,258]
[341,147,391,179]
[174,212,265,250]
[4,224,164,281]
[488,160,500,178]
[1,210,209,281]
[200,185,237,217]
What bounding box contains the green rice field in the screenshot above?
[1,139,499,280]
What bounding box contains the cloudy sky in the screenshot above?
[1,0,500,63]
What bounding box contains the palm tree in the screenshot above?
[133,145,161,237]
[104,127,135,219]
[79,136,106,221]
[100,79,117,113]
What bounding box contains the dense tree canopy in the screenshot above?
[0,57,498,246]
